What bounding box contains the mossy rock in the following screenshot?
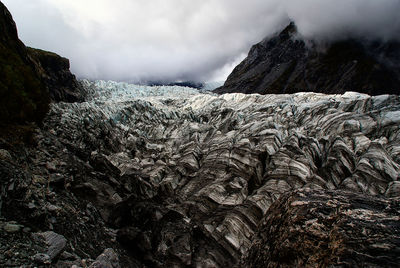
[0,1,50,124]
[0,41,50,124]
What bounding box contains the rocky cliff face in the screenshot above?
[28,47,84,103]
[215,23,400,96]
[0,1,49,124]
[1,80,399,267]
[0,1,82,124]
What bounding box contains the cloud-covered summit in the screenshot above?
[284,0,400,41]
[4,0,400,83]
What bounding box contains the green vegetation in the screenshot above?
[0,42,50,124]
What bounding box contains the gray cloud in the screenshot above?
[3,0,400,82]
[284,0,400,41]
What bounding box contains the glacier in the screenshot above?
[31,79,400,266]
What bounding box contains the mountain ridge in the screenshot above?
[215,22,400,95]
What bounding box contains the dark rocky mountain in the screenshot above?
[215,22,400,95]
[0,1,83,124]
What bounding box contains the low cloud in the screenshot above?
[283,0,400,41]
[3,0,400,82]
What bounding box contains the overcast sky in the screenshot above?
[3,0,400,82]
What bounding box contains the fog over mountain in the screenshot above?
[4,0,400,83]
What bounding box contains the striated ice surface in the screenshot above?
[44,79,400,267]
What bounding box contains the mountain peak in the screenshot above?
[279,21,297,39]
[215,23,400,95]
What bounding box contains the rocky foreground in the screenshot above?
[1,80,400,267]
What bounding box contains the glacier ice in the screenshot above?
[42,79,400,266]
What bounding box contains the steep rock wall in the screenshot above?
[0,1,82,124]
[215,23,400,96]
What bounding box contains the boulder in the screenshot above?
[32,231,67,261]
[89,248,120,268]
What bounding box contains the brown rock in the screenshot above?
[244,188,400,267]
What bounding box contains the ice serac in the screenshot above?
[215,22,400,96]
[31,80,400,266]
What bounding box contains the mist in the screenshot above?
[3,0,400,83]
